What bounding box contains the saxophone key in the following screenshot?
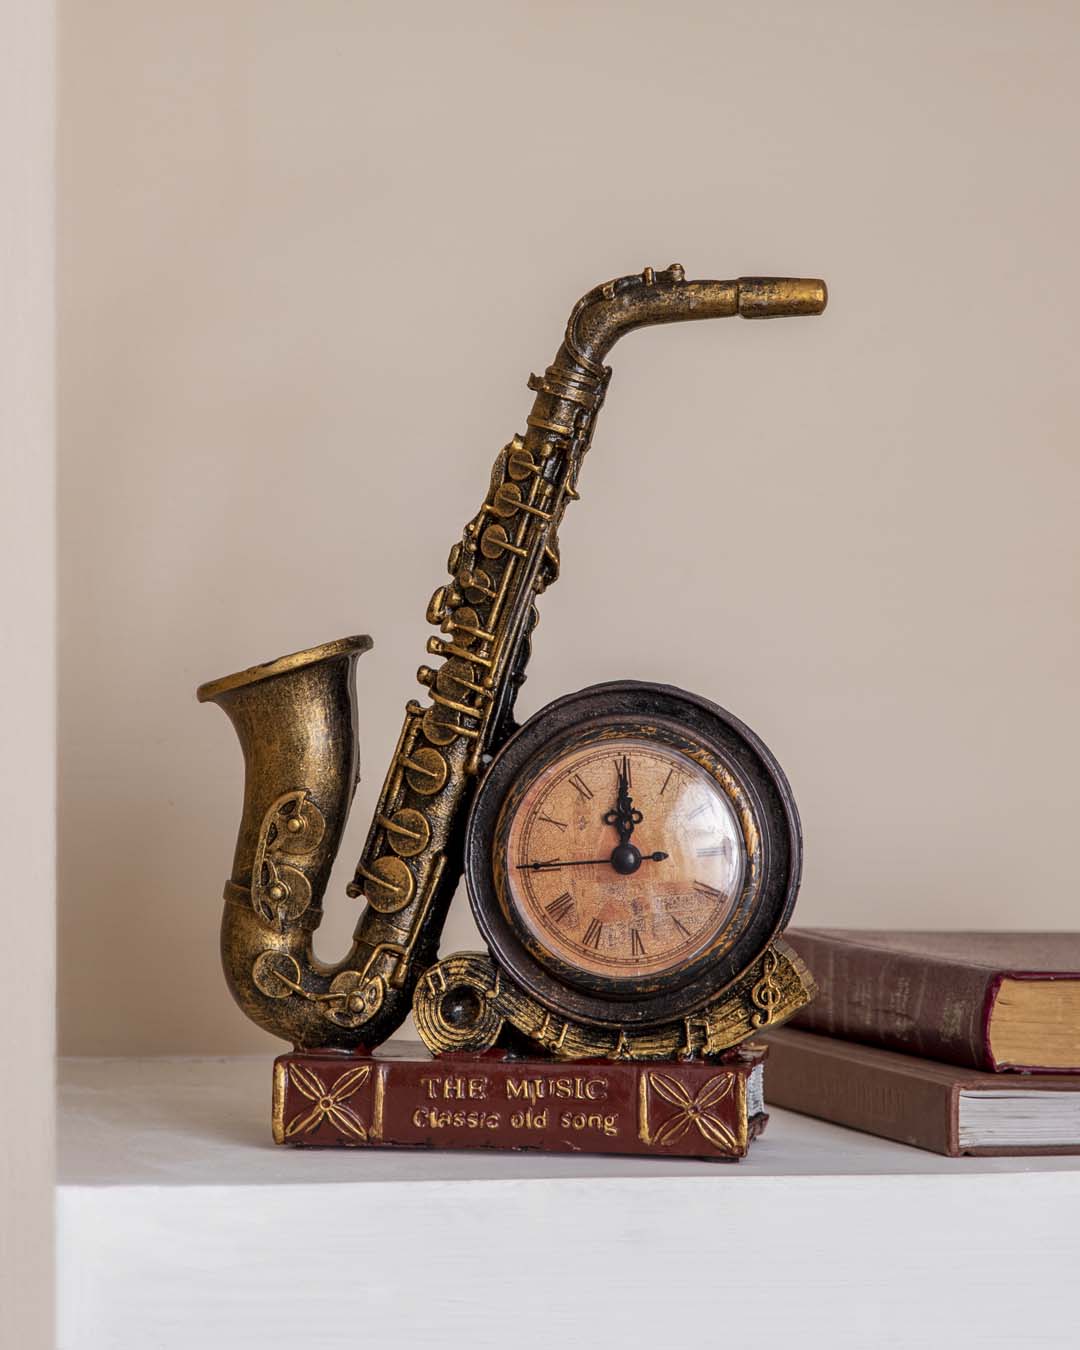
[377,808,431,858]
[487,481,553,521]
[422,705,479,746]
[435,659,489,700]
[325,970,384,1026]
[351,855,415,913]
[429,689,485,719]
[447,540,471,575]
[418,664,488,707]
[420,706,457,746]
[426,635,493,667]
[414,663,441,694]
[426,584,466,626]
[507,446,541,480]
[444,606,495,644]
[398,745,449,795]
[480,523,527,560]
[426,585,448,625]
[456,566,496,602]
[251,951,304,1000]
[499,432,526,467]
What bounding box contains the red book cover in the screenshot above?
[786,930,1080,1072]
[765,1027,1080,1156]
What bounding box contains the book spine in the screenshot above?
[765,1031,959,1155]
[788,932,995,1070]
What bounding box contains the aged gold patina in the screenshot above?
[199,266,826,1052]
[412,941,814,1060]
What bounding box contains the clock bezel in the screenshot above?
[464,681,802,1030]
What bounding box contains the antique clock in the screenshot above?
[412,681,810,1061]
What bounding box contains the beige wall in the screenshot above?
[59,1,1080,1055]
[4,1,55,1343]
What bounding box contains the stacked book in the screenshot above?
[766,930,1080,1155]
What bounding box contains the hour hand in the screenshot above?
[603,755,642,843]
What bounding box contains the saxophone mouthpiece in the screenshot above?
[736,277,828,318]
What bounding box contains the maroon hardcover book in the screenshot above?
[764,1027,1080,1156]
[786,930,1080,1072]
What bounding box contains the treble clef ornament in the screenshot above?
[750,947,783,1029]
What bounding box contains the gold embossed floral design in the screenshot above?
[647,1071,737,1150]
[285,1063,371,1141]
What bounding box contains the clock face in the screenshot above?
[503,737,745,981]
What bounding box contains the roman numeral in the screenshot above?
[630,927,646,957]
[582,916,603,949]
[569,773,594,801]
[671,915,692,938]
[659,768,675,796]
[688,802,710,821]
[538,814,568,832]
[695,844,728,857]
[545,892,574,923]
[693,881,725,900]
[616,754,631,787]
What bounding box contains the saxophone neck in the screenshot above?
[562,264,828,372]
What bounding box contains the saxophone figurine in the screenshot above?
[199,265,826,1054]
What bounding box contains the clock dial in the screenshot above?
[504,737,745,980]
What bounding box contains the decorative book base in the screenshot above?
[272,1041,768,1161]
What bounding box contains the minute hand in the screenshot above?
[517,852,668,872]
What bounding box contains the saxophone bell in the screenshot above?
[197,636,379,1047]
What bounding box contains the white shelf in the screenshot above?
[59,1056,1080,1349]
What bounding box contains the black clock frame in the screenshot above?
[464,681,803,1030]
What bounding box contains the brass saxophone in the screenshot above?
[199,265,826,1051]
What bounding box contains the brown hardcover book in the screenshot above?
[271,1041,768,1160]
[786,929,1080,1072]
[765,1027,1080,1156]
